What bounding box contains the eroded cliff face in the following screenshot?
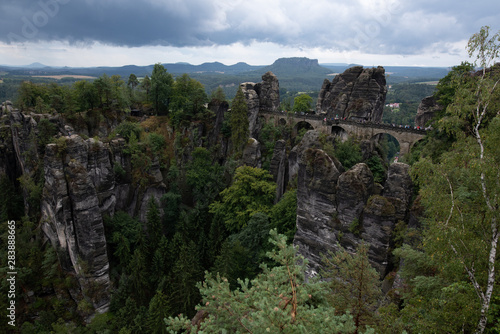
[293,130,413,278]
[316,66,387,122]
[41,137,111,314]
[1,106,167,318]
[40,133,168,314]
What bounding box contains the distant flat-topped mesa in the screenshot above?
[316,66,387,122]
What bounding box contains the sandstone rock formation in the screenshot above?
[241,138,262,168]
[42,137,111,314]
[415,95,442,128]
[40,133,168,315]
[293,131,413,278]
[269,139,288,201]
[316,66,387,122]
[240,71,280,137]
[1,106,168,318]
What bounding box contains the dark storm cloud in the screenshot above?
[1,0,222,46]
[1,0,500,56]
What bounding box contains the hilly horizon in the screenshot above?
[0,57,450,102]
[0,56,450,75]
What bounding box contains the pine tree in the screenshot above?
[146,197,162,252]
[321,243,381,334]
[147,290,172,334]
[169,237,203,317]
[166,230,364,333]
[230,87,249,156]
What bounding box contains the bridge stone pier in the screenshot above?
[260,112,426,155]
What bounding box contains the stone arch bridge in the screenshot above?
[260,112,427,155]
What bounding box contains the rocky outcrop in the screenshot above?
[383,162,413,221]
[241,138,262,168]
[0,105,169,318]
[337,163,374,229]
[316,66,387,122]
[293,131,413,278]
[256,72,280,114]
[288,130,325,182]
[41,136,111,314]
[294,145,342,277]
[240,72,280,138]
[40,133,167,316]
[239,82,260,138]
[415,95,442,128]
[269,139,288,201]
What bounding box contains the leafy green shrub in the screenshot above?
[147,132,166,153]
[37,118,57,151]
[113,163,126,179]
[114,121,142,143]
[349,218,362,236]
[209,166,276,232]
[334,138,362,169]
[270,189,298,241]
[365,155,386,183]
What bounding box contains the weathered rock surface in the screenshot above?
[383,162,413,221]
[360,195,397,274]
[41,136,111,314]
[294,146,342,277]
[415,95,442,128]
[316,66,387,122]
[241,138,262,168]
[269,139,288,201]
[288,130,324,182]
[257,72,280,113]
[240,71,280,137]
[337,163,374,229]
[293,131,414,278]
[38,133,167,315]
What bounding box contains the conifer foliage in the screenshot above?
[166,230,372,334]
[321,243,381,334]
[230,87,250,156]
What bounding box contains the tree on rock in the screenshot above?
[151,63,173,115]
[230,87,249,156]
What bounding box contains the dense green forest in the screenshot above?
[0,27,499,333]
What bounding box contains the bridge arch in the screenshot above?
[294,120,314,135]
[331,125,349,142]
[257,111,426,155]
[370,133,401,161]
[408,137,426,155]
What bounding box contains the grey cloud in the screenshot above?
[1,0,499,57]
[1,0,220,46]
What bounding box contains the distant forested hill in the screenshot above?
[0,57,449,102]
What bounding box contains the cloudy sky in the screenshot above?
[1,0,499,67]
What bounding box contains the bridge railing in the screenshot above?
[260,111,428,134]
